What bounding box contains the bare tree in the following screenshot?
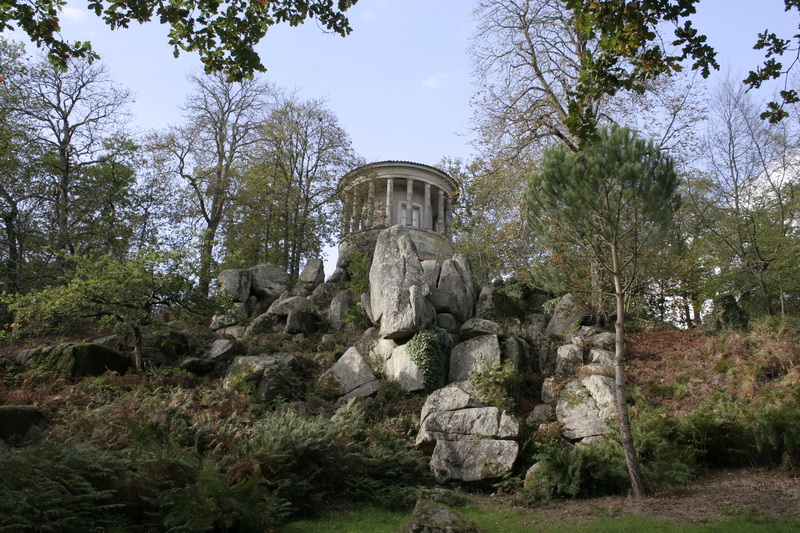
[689,77,800,315]
[3,50,133,276]
[158,72,273,296]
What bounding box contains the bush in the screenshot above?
[526,428,629,500]
[707,294,749,331]
[405,326,447,390]
[468,360,523,413]
[0,441,129,532]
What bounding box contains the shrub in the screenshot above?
[405,326,447,390]
[468,360,523,413]
[526,428,629,500]
[0,441,129,532]
[707,294,749,331]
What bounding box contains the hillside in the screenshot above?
[2,323,800,531]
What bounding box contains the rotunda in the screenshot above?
[338,161,460,261]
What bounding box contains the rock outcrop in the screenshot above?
[417,384,519,484]
[369,226,435,338]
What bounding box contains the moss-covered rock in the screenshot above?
[27,342,129,377]
[0,405,44,442]
[400,500,483,533]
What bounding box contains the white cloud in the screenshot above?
[62,6,87,22]
[421,76,440,89]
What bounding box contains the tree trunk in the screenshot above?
[133,327,144,371]
[611,241,646,497]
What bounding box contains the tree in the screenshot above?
[4,251,193,370]
[687,78,800,316]
[526,125,681,497]
[4,53,133,265]
[564,0,799,131]
[223,94,356,278]
[471,0,706,157]
[1,0,359,81]
[466,0,703,304]
[156,72,273,296]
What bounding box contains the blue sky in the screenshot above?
[12,0,797,166]
[6,0,798,271]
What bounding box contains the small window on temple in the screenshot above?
[398,202,421,227]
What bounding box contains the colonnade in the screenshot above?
[341,177,452,236]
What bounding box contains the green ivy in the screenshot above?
[405,326,447,390]
[468,360,523,413]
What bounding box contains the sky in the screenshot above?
[5,0,799,272]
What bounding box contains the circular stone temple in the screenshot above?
[338,161,460,262]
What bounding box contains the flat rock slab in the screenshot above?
[417,407,519,448]
[431,439,519,483]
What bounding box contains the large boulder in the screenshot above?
[284,308,323,336]
[249,264,290,304]
[417,384,519,484]
[328,291,351,331]
[421,260,442,289]
[298,258,325,286]
[475,287,526,320]
[449,335,502,382]
[459,318,503,340]
[431,440,519,484]
[369,226,435,339]
[417,406,519,448]
[266,296,310,316]
[318,347,380,400]
[582,374,618,420]
[555,380,608,440]
[223,353,298,403]
[0,406,45,442]
[218,269,251,302]
[207,339,246,363]
[386,344,425,392]
[555,344,583,378]
[437,256,475,323]
[545,293,589,339]
[25,342,129,377]
[400,500,483,533]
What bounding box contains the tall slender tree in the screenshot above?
[526,125,681,497]
[157,72,273,296]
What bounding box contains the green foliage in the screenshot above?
[542,296,562,317]
[564,0,718,140]
[156,460,285,532]
[468,360,523,413]
[751,390,800,470]
[405,326,447,390]
[707,294,750,332]
[346,250,371,295]
[0,441,128,532]
[2,0,357,80]
[526,428,629,500]
[2,250,193,368]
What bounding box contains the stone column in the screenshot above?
[405,178,414,226]
[367,181,375,228]
[385,178,394,226]
[445,194,452,236]
[353,186,363,232]
[437,188,445,234]
[424,183,432,230]
[342,189,352,235]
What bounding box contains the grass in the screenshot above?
[279,504,800,533]
[279,506,408,533]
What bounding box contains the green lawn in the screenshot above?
[280,504,800,533]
